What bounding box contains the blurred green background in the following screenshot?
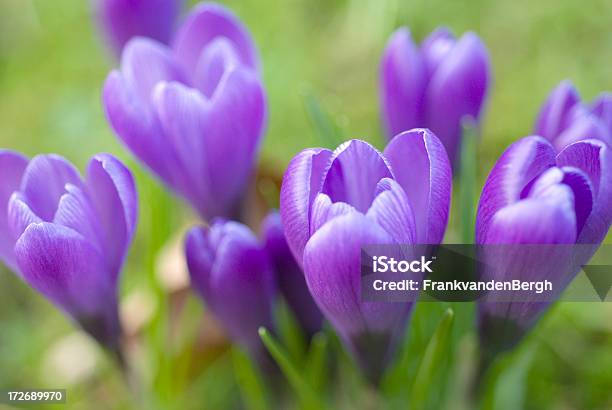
[0,0,611,409]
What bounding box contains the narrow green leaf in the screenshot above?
[259,327,325,410]
[305,332,328,392]
[302,88,343,147]
[231,347,268,410]
[458,117,479,245]
[276,300,307,364]
[410,308,455,410]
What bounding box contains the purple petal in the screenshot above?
[14,222,119,346]
[384,129,452,244]
[87,154,138,279]
[589,92,612,134]
[303,212,407,339]
[102,72,174,184]
[366,178,416,244]
[20,155,84,221]
[94,0,181,57]
[0,151,28,271]
[120,38,188,103]
[172,3,259,76]
[198,68,267,219]
[380,28,427,138]
[186,222,276,352]
[280,148,333,264]
[193,37,241,98]
[557,139,612,244]
[534,80,580,141]
[484,184,577,244]
[310,193,357,235]
[554,113,611,151]
[425,32,491,164]
[262,211,323,336]
[421,27,456,79]
[476,136,556,244]
[321,140,393,213]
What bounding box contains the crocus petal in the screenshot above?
[476,136,557,243]
[321,140,393,213]
[7,193,42,266]
[280,148,333,263]
[384,129,452,243]
[534,80,580,141]
[87,154,138,278]
[94,0,181,57]
[186,222,275,352]
[484,184,577,244]
[193,37,241,98]
[554,113,611,151]
[20,155,84,221]
[173,3,259,76]
[426,32,490,164]
[366,178,416,244]
[262,211,323,336]
[0,151,28,271]
[103,72,174,184]
[120,37,188,103]
[309,193,357,236]
[590,92,612,134]
[421,27,456,79]
[380,27,427,138]
[303,212,402,339]
[14,222,119,345]
[199,68,267,219]
[557,139,612,244]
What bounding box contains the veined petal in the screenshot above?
[321,140,393,213]
[0,151,28,271]
[476,136,556,243]
[534,80,580,141]
[173,3,259,76]
[310,193,357,236]
[87,154,138,279]
[366,178,416,244]
[425,32,491,164]
[384,129,451,244]
[380,27,426,138]
[554,113,611,151]
[7,193,42,262]
[557,139,612,244]
[20,154,84,222]
[280,148,333,264]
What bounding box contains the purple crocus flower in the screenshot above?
[0,151,137,350]
[280,129,452,382]
[103,3,267,221]
[534,80,612,152]
[380,27,491,166]
[185,219,276,356]
[94,0,183,57]
[262,211,323,337]
[475,136,611,352]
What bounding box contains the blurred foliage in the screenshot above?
[0,0,611,409]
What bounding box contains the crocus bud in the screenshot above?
[185,220,276,356]
[0,151,137,350]
[262,211,323,337]
[103,3,266,221]
[534,81,612,151]
[94,0,182,57]
[280,129,452,383]
[380,27,491,166]
[475,136,611,352]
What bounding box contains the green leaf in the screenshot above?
[232,347,269,410]
[276,300,307,364]
[302,88,343,147]
[259,327,325,410]
[410,308,455,410]
[458,117,479,245]
[305,332,328,392]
